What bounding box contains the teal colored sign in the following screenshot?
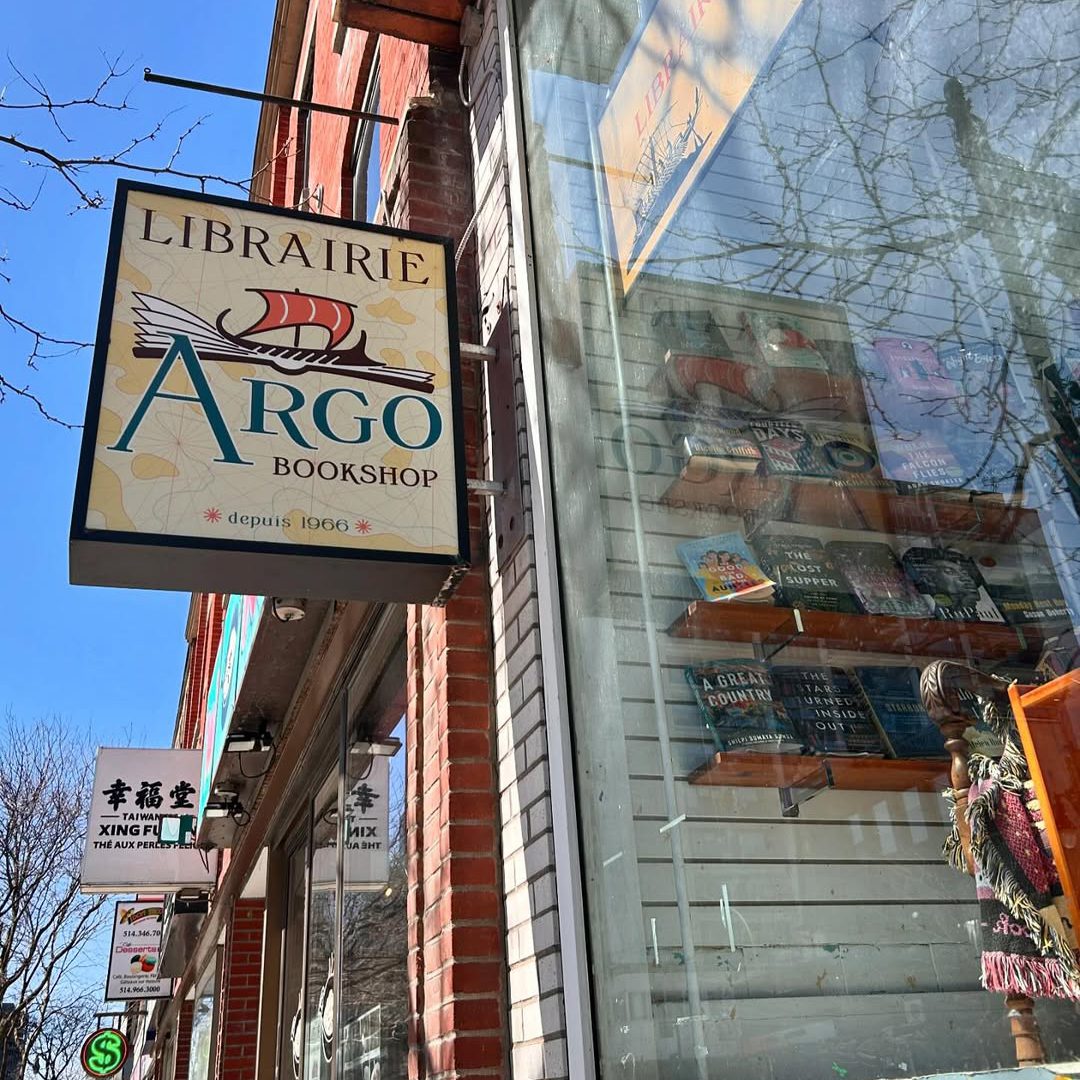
[197,594,265,827]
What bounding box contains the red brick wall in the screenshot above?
[213,899,265,1080]
[395,54,506,1080]
[172,1000,194,1080]
[379,39,430,180]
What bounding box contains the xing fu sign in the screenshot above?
[70,180,468,602]
[81,747,217,893]
[105,900,170,1001]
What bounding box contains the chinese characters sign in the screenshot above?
[598,0,804,291]
[345,753,391,889]
[198,594,264,830]
[81,748,216,892]
[105,900,170,1001]
[70,180,468,603]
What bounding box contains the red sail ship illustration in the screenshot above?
[131,289,435,393]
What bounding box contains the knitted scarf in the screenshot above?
[943,706,1080,999]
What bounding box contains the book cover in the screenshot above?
[680,431,762,472]
[900,547,1005,623]
[873,337,952,396]
[772,666,884,755]
[852,666,947,759]
[805,423,894,489]
[749,418,821,477]
[975,548,1071,628]
[826,541,931,617]
[685,660,803,754]
[754,534,859,613]
[676,533,775,602]
[877,430,969,489]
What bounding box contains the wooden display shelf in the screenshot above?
[689,751,950,792]
[663,466,1035,542]
[668,602,1043,662]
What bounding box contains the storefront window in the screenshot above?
[339,654,407,1079]
[306,771,338,1080]
[274,628,407,1080]
[188,958,218,1080]
[513,0,1080,1075]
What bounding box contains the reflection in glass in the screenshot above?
[514,0,1080,1074]
[306,772,337,1080]
[187,961,217,1080]
[339,712,407,1079]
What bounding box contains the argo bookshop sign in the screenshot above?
[70,180,468,602]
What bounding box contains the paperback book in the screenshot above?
[825,541,931,617]
[685,660,803,754]
[852,666,947,759]
[754,534,859,613]
[877,430,969,490]
[772,666,885,755]
[900,547,1005,623]
[749,418,819,476]
[631,401,763,474]
[676,533,775,603]
[975,548,1071,628]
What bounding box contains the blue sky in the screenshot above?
[0,4,273,745]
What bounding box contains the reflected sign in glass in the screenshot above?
[598,0,804,291]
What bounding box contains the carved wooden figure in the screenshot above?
[919,659,1046,1068]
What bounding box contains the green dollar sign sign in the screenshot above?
[81,1028,128,1079]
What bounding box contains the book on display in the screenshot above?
[686,660,803,754]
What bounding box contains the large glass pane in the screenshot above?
[280,841,310,1080]
[339,654,408,1080]
[306,771,338,1080]
[513,0,1080,1075]
[187,960,217,1080]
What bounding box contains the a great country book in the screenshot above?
[676,533,775,603]
[772,666,884,755]
[754,534,859,613]
[852,666,947,759]
[685,660,803,753]
[900,546,1005,623]
[826,541,932,617]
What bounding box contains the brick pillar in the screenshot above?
[397,52,507,1080]
[213,899,265,1080]
[172,1000,194,1080]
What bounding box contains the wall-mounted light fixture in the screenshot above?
[272,597,306,623]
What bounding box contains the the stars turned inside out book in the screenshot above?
[676,532,775,603]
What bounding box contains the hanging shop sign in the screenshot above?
[598,0,804,291]
[197,593,265,829]
[80,1028,130,1080]
[311,747,394,890]
[81,748,217,892]
[105,900,171,1001]
[70,180,468,603]
[344,751,392,888]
